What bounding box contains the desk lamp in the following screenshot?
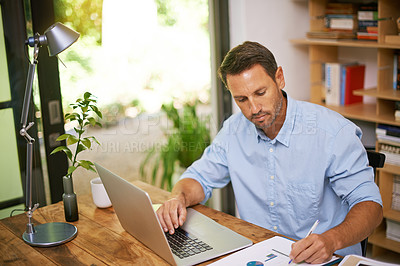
[20,22,79,247]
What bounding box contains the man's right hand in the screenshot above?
[156,178,205,234]
[156,193,187,234]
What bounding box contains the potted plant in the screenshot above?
[51,92,102,221]
[140,101,210,191]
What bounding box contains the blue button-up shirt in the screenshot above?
[181,93,382,256]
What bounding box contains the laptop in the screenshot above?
[95,163,252,266]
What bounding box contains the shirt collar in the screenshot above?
[254,90,296,147]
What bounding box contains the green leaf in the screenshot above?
[82,106,88,113]
[74,127,84,135]
[56,134,71,141]
[78,160,93,170]
[66,135,79,146]
[88,165,96,173]
[81,138,91,149]
[90,136,101,145]
[50,146,67,155]
[84,92,92,100]
[65,112,79,121]
[50,146,73,161]
[67,166,77,175]
[152,160,160,185]
[88,117,96,126]
[76,143,87,154]
[90,105,103,118]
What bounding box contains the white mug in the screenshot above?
[90,177,112,208]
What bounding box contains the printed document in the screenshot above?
[209,236,340,266]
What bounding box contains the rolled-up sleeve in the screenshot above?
[180,126,231,204]
[327,124,382,209]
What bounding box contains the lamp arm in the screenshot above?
[20,41,40,234]
[20,40,39,129]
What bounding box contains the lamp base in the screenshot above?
[22,222,77,247]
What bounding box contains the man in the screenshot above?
[156,41,383,263]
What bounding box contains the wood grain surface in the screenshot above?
[0,180,312,265]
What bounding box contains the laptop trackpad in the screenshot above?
[183,208,244,243]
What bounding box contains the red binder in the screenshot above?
[344,64,365,105]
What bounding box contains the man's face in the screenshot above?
[227,64,286,134]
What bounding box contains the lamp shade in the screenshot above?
[44,22,80,56]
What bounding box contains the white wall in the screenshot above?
[228,0,310,113]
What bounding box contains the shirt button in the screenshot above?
[270,202,274,206]
[269,148,273,153]
[273,226,277,230]
[270,175,274,180]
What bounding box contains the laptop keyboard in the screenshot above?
[165,227,213,259]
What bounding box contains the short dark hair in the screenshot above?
[218,41,278,88]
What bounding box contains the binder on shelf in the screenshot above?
[342,64,365,105]
[325,63,341,106]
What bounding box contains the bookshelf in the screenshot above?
[292,0,400,256]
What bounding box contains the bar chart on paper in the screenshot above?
[210,236,339,266]
[244,248,295,266]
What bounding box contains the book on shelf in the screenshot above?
[357,10,378,21]
[356,3,378,41]
[394,52,400,90]
[306,2,358,40]
[392,175,400,212]
[357,20,378,31]
[394,53,398,90]
[396,110,400,121]
[306,31,356,39]
[395,101,400,121]
[376,125,400,165]
[356,31,378,40]
[324,62,364,106]
[386,219,400,243]
[325,2,357,15]
[325,14,357,31]
[377,124,400,138]
[378,143,400,166]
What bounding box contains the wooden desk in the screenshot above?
[0,181,334,265]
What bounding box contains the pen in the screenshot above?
[305,219,320,238]
[288,220,320,265]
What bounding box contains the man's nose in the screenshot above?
[249,98,260,114]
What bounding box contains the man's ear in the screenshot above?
[275,66,285,89]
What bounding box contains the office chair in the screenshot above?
[360,150,386,257]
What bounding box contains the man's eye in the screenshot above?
[237,98,246,103]
[257,91,265,96]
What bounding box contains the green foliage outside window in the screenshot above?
[140,101,210,191]
[54,0,103,44]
